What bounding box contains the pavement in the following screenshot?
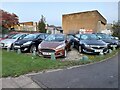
[1,52,119,89]
[1,75,40,88]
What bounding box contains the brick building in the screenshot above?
[62,10,107,34]
[13,22,38,31]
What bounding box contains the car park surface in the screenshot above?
[13,33,49,52]
[38,34,72,57]
[73,34,108,54]
[30,52,119,88]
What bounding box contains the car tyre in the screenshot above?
[37,51,42,57]
[30,45,37,53]
[10,44,14,50]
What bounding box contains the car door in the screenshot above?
[36,34,45,45]
[74,34,80,48]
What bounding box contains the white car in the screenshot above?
[0,33,28,49]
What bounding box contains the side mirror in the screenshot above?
[18,37,22,40]
[97,36,102,40]
[65,40,68,43]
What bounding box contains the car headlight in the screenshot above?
[56,44,65,50]
[84,44,90,47]
[23,41,32,46]
[6,43,11,47]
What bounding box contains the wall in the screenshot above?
[62,10,107,34]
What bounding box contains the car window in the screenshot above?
[81,35,88,40]
[19,34,27,40]
[8,34,22,39]
[75,34,80,38]
[97,34,111,39]
[38,34,45,40]
[45,34,65,42]
[81,34,99,40]
[23,34,38,39]
[45,34,49,38]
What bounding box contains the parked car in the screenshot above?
[38,34,72,57]
[13,33,49,52]
[0,33,18,41]
[95,33,119,49]
[0,33,28,49]
[73,34,108,54]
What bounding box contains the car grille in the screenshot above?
[41,49,55,52]
[92,47,104,49]
[90,45,105,49]
[14,43,21,45]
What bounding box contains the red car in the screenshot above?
[38,34,72,58]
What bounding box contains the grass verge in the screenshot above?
[2,48,120,77]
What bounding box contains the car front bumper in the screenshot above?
[108,44,118,49]
[0,43,11,49]
[14,44,30,52]
[82,46,108,54]
[38,48,65,58]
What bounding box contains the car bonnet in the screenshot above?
[40,41,65,49]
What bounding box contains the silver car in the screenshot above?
[0,33,28,49]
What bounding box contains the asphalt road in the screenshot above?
[30,53,119,88]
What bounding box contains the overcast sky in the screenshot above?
[0,1,119,26]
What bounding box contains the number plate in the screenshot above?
[14,45,20,48]
[42,52,52,55]
[111,45,117,47]
[95,50,103,52]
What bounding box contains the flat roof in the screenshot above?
[62,10,107,24]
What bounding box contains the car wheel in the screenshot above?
[37,51,42,57]
[30,45,37,53]
[10,44,14,50]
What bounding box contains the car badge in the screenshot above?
[97,46,100,48]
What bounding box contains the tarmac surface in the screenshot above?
[30,53,119,88]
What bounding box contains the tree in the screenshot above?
[112,22,120,39]
[0,9,19,29]
[38,15,46,33]
[0,9,19,34]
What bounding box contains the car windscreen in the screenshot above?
[75,34,80,39]
[81,34,99,40]
[7,34,17,38]
[67,35,74,39]
[8,34,22,39]
[23,34,38,39]
[44,34,65,42]
[97,34,112,39]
